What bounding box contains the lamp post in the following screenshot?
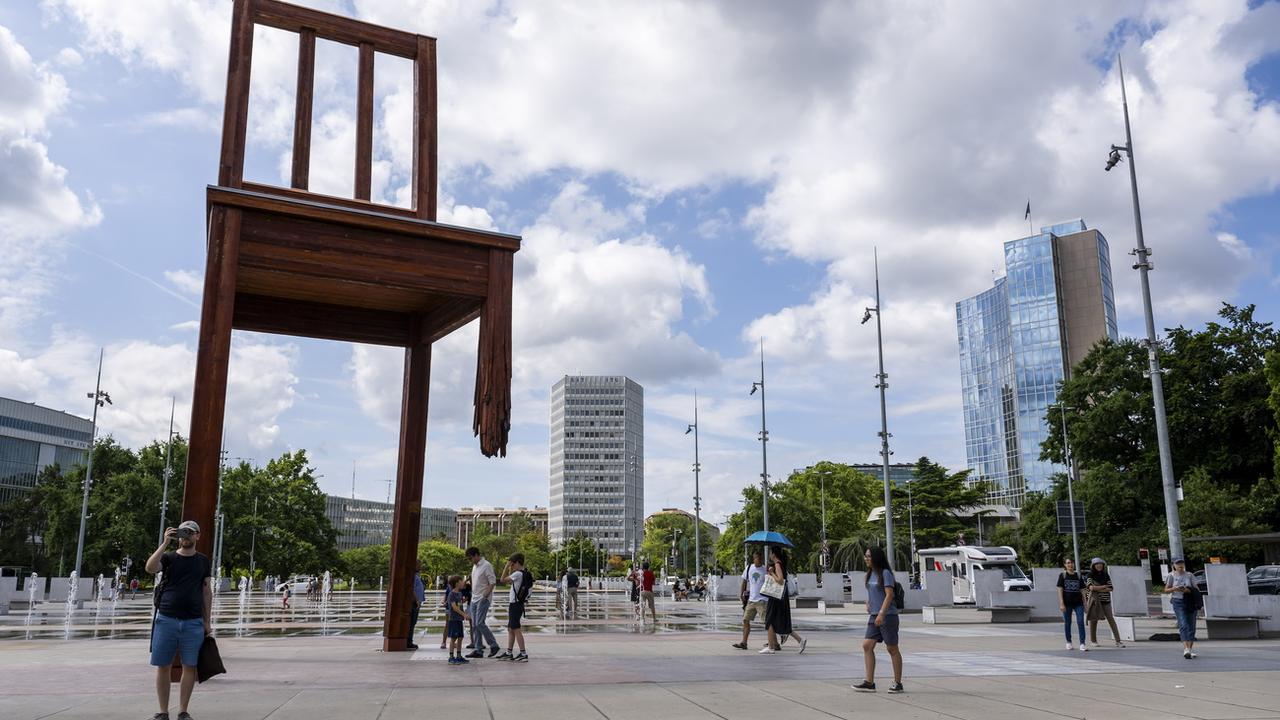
[906,477,916,577]
[819,469,828,572]
[248,496,259,578]
[157,397,175,546]
[1056,405,1082,572]
[749,339,771,562]
[861,249,896,561]
[74,349,111,579]
[686,391,702,579]
[1106,55,1183,561]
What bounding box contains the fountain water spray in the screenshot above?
[236,576,249,638]
[92,573,106,637]
[320,571,332,635]
[63,572,79,640]
[24,572,39,640]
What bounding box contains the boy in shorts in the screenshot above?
[445,575,471,664]
[496,553,529,662]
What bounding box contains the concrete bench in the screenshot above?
[923,605,1023,624]
[1113,615,1140,642]
[795,597,820,609]
[1205,615,1268,640]
[988,606,1033,623]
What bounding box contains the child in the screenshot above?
[496,553,530,662]
[281,583,291,609]
[446,575,472,664]
[462,577,475,649]
[629,567,641,621]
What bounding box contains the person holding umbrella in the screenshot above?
[760,546,807,654]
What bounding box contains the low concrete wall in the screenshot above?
[21,576,47,602]
[922,570,952,606]
[1206,564,1249,596]
[0,577,13,614]
[1205,594,1280,633]
[972,570,1005,608]
[1109,566,1148,616]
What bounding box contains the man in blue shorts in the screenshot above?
[146,520,213,720]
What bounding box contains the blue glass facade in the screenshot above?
[956,220,1118,506]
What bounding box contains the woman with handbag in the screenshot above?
[759,547,807,654]
[1163,558,1199,659]
[1085,558,1124,647]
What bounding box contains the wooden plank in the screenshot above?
[355,42,374,200]
[218,0,256,187]
[237,251,487,300]
[233,293,411,346]
[183,207,243,557]
[425,297,483,343]
[208,185,522,251]
[383,316,431,651]
[236,266,445,312]
[290,28,315,190]
[242,181,416,218]
[412,36,437,220]
[253,0,423,58]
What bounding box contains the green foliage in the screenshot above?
[418,540,469,581]
[890,457,988,558]
[341,544,390,584]
[639,513,715,576]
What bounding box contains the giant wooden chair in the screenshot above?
[181,0,517,651]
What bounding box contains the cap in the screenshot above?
[1090,557,1104,566]
[178,520,201,534]
[1172,557,1185,564]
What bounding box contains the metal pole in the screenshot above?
[74,349,105,579]
[751,340,771,564]
[1058,407,1081,572]
[872,250,896,561]
[820,472,827,572]
[691,391,702,579]
[213,449,225,578]
[907,479,916,577]
[1116,55,1183,561]
[248,496,258,577]
[158,396,175,546]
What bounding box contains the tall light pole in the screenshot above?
[74,349,111,579]
[906,477,916,576]
[862,249,895,561]
[248,496,259,578]
[819,468,828,572]
[158,397,176,546]
[685,391,702,579]
[1106,55,1183,561]
[1056,405,1082,572]
[749,339,770,566]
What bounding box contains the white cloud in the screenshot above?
[1216,231,1251,260]
[163,269,204,296]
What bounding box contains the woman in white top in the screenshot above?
[1162,558,1199,659]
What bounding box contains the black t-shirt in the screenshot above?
[567,572,579,588]
[158,551,211,620]
[1057,572,1084,607]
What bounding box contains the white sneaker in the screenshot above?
[1065,642,1073,650]
[1079,643,1088,652]
[758,646,776,654]
[1183,649,1192,659]
[1189,651,1197,659]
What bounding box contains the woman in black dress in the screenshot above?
[760,547,807,654]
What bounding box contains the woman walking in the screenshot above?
[759,547,807,654]
[853,546,903,694]
[1057,558,1087,651]
[1163,558,1199,659]
[1085,558,1125,647]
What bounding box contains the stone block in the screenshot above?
[1206,564,1249,596]
[923,570,952,606]
[1108,566,1148,616]
[972,570,1005,608]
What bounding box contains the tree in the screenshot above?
[418,540,468,581]
[890,457,987,556]
[341,544,390,585]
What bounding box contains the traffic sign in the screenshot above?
[1056,501,1086,534]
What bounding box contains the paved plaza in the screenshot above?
[3,591,1280,719]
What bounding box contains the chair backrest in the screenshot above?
[218,0,437,220]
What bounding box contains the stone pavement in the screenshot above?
[3,615,1280,719]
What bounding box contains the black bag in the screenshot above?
[515,570,535,603]
[894,581,906,610]
[1186,587,1203,613]
[197,635,226,683]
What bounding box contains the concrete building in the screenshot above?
[849,463,918,487]
[455,506,548,549]
[0,397,92,504]
[955,219,1118,506]
[549,376,644,556]
[322,495,457,552]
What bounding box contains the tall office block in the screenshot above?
[0,396,92,504]
[956,220,1118,506]
[549,376,644,556]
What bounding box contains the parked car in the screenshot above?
[1247,565,1280,595]
[1193,569,1208,594]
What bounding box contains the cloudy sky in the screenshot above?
[2,0,1278,527]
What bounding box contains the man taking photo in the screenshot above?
[146,520,212,720]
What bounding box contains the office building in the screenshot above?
[849,463,918,487]
[0,397,92,504]
[322,494,457,552]
[549,376,644,555]
[455,506,549,549]
[956,219,1118,506]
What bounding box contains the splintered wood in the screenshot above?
[474,248,513,457]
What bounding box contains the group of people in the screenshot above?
[1056,555,1200,658]
[406,548,534,663]
[671,576,708,600]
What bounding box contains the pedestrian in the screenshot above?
[145,521,212,720]
[566,567,580,617]
[1085,558,1124,647]
[852,546,902,693]
[439,582,450,650]
[759,547,806,654]
[1163,558,1200,659]
[628,567,642,621]
[496,553,531,662]
[281,583,291,610]
[732,550,767,650]
[1057,558,1087,652]
[465,547,501,658]
[461,577,475,649]
[639,561,656,623]
[445,575,472,665]
[406,560,424,650]
[130,577,140,600]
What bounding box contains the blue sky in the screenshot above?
[1,0,1278,526]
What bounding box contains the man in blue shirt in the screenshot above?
[407,560,424,650]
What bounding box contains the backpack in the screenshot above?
[894,581,906,610]
[515,570,534,603]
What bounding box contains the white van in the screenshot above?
[916,545,1032,604]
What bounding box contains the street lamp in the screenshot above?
[906,477,916,575]
[750,339,771,562]
[1055,404,1082,573]
[74,349,111,579]
[1107,55,1184,561]
[158,397,176,546]
[819,469,827,573]
[861,249,896,562]
[685,391,702,579]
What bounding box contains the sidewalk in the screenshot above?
[3,618,1280,719]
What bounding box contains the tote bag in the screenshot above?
[761,574,785,600]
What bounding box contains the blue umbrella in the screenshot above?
[743,530,794,548]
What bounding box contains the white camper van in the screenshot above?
[916,545,1032,604]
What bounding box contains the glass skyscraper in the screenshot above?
[956,220,1118,506]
